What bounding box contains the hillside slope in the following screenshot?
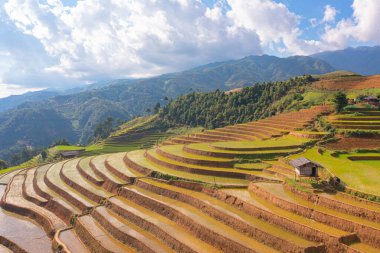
[0,55,334,160]
[312,46,380,75]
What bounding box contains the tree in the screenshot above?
[293,93,304,101]
[153,102,161,114]
[0,159,7,170]
[40,150,48,160]
[50,138,70,147]
[332,92,348,113]
[92,117,114,141]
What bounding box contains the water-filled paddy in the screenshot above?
[0,185,52,253]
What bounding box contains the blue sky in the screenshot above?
[0,0,379,98]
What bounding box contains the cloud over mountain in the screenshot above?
[1,0,380,96]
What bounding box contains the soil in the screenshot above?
[313,75,380,90]
[323,137,380,150]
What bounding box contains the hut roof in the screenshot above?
[289,157,322,168]
[60,150,84,158]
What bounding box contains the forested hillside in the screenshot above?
[160,75,314,128]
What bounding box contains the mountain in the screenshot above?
[0,90,61,113]
[0,55,334,161]
[311,46,380,75]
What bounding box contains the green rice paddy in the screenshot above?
[290,148,380,195]
[211,135,312,149]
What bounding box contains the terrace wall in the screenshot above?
[249,183,380,248]
[109,198,197,253]
[76,161,104,186]
[118,186,258,253]
[123,154,152,175]
[0,179,56,237]
[211,144,300,152]
[146,151,272,181]
[284,184,380,223]
[0,236,27,253]
[91,208,156,253]
[156,147,233,168]
[74,217,110,253]
[135,179,324,253]
[346,156,380,161]
[201,187,355,253]
[89,160,122,194]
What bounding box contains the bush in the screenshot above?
[342,130,380,137]
[0,159,8,170]
[332,92,348,113]
[330,150,348,157]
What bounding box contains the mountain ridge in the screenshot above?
[311,46,380,75]
[0,54,334,161]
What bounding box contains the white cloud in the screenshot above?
[0,83,43,98]
[322,0,380,50]
[225,0,326,55]
[3,0,263,81]
[322,5,337,23]
[2,0,380,97]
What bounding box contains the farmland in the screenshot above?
[1,104,379,253]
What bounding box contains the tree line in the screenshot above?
[159,75,313,129]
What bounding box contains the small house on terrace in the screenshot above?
[289,157,321,177]
[362,96,380,107]
[60,150,85,159]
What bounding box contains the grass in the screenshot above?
[109,115,158,137]
[86,125,202,156]
[328,109,380,133]
[189,143,301,156]
[290,131,328,135]
[302,91,332,105]
[159,144,232,162]
[55,145,85,151]
[290,148,380,195]
[0,156,41,175]
[234,163,271,170]
[211,135,312,149]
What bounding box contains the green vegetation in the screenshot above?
[55,145,85,151]
[0,159,7,170]
[328,108,380,136]
[49,138,71,147]
[84,116,201,155]
[0,55,333,163]
[90,117,117,142]
[160,75,314,129]
[234,163,270,171]
[290,148,380,196]
[212,136,312,149]
[332,92,348,113]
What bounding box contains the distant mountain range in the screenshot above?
[311,46,380,76]
[0,54,334,160]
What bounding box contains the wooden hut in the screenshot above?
[289,157,321,177]
[60,150,85,159]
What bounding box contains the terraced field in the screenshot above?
[0,105,379,253]
[290,148,380,195]
[164,105,330,145]
[328,108,380,132]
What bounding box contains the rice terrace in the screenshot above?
[1,72,380,252]
[1,1,380,253]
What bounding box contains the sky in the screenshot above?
[0,0,380,98]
